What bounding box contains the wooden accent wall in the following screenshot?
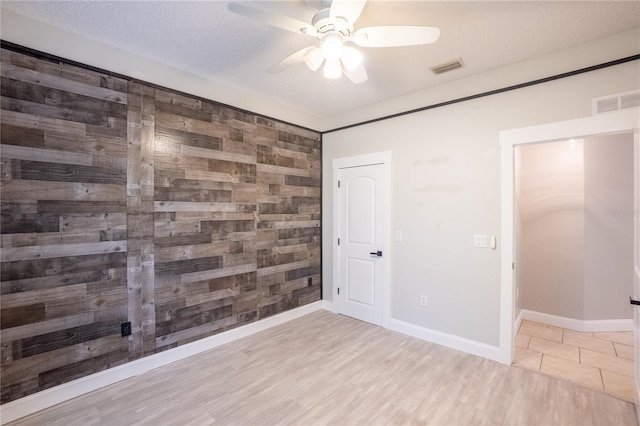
[0,47,321,403]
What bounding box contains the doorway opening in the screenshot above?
[498,109,639,393]
[512,134,635,401]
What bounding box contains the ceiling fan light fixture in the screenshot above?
[323,59,342,79]
[304,46,324,71]
[322,34,344,61]
[341,46,363,71]
[227,0,441,84]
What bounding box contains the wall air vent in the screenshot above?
[592,90,640,115]
[430,58,464,75]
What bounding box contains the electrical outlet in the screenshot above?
[420,295,428,306]
[516,288,520,300]
[307,277,312,287]
[121,321,132,337]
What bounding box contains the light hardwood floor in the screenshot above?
[7,310,637,425]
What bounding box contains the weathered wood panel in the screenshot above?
[254,118,321,319]
[0,48,131,404]
[0,46,321,404]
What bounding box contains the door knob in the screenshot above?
[369,251,383,257]
[630,297,640,306]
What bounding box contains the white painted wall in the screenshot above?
[583,133,634,320]
[322,60,640,346]
[516,140,586,320]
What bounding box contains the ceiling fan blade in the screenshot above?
[330,0,367,25]
[352,26,440,47]
[268,46,315,74]
[343,62,368,84]
[228,2,317,37]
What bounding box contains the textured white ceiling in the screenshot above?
[2,1,639,119]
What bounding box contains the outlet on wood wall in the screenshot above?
[0,47,321,403]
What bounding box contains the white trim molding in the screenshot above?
[331,151,392,170]
[499,108,640,147]
[520,309,633,332]
[321,299,336,313]
[514,309,524,338]
[0,301,323,425]
[388,319,503,363]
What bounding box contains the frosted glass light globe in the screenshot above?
[323,59,342,79]
[341,46,363,71]
[322,35,344,61]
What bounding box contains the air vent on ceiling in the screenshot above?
[430,58,464,75]
[592,90,640,115]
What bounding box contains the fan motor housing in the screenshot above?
[311,8,353,37]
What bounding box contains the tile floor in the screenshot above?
[514,320,636,402]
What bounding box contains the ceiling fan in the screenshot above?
[228,0,440,84]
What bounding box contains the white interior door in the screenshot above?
[336,163,387,326]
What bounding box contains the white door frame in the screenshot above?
[498,108,640,365]
[634,129,640,422]
[333,151,392,328]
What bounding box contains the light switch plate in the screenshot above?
[395,230,403,241]
[474,234,488,248]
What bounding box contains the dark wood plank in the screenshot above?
[0,123,44,148]
[155,127,222,151]
[0,303,45,329]
[257,251,295,269]
[17,320,124,360]
[208,271,257,293]
[0,252,126,282]
[1,77,127,119]
[155,304,233,337]
[285,265,321,281]
[1,270,103,295]
[284,174,321,187]
[258,203,298,214]
[257,144,295,167]
[153,233,213,248]
[200,220,255,234]
[0,49,129,93]
[154,188,232,203]
[155,100,211,122]
[37,200,127,214]
[37,347,129,392]
[277,227,321,240]
[14,160,126,185]
[155,256,222,277]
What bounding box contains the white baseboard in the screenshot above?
[321,299,336,313]
[514,309,524,337]
[387,318,503,364]
[0,301,323,425]
[520,309,633,332]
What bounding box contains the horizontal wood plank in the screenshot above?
[0,241,127,262]
[1,63,127,104]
